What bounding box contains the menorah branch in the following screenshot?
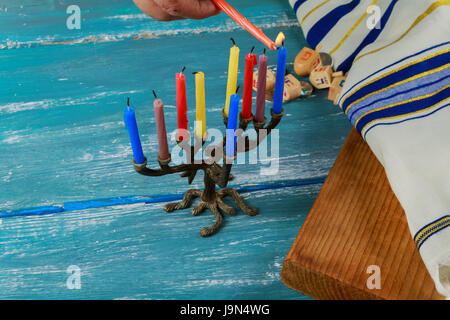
[131,107,283,237]
[240,108,283,152]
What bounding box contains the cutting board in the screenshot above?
[281,129,444,300]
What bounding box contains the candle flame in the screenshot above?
[275,32,285,47]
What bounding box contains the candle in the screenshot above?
[226,94,239,158]
[153,91,170,161]
[194,72,206,139]
[124,98,145,165]
[224,38,240,117]
[254,51,268,122]
[176,67,188,141]
[275,32,285,47]
[273,46,287,115]
[241,47,257,119]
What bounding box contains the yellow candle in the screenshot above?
[195,72,206,139]
[224,43,240,116]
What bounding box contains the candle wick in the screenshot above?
[192,71,198,75]
[250,46,255,54]
[181,66,186,74]
[230,37,236,46]
[236,85,240,94]
[263,48,266,55]
[152,90,157,99]
[127,97,130,108]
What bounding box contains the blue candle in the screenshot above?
[226,94,239,158]
[124,101,145,165]
[272,46,287,115]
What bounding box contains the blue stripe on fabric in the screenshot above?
[356,85,450,133]
[337,0,398,73]
[414,215,450,242]
[343,50,450,113]
[337,41,450,106]
[293,0,309,13]
[417,222,450,250]
[363,102,450,139]
[349,71,450,124]
[414,215,450,251]
[306,0,361,49]
[0,176,327,219]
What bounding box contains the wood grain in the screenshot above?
[0,0,351,299]
[281,129,444,300]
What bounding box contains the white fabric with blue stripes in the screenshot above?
[290,0,450,298]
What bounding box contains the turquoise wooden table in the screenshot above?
[0,0,351,299]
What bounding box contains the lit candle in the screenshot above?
[176,67,188,141]
[273,45,287,115]
[224,38,240,117]
[226,93,239,158]
[124,98,145,165]
[153,91,170,161]
[194,71,206,139]
[254,50,268,123]
[241,46,257,119]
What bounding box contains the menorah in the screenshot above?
[131,109,283,237]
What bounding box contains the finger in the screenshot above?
[155,0,221,20]
[133,0,183,21]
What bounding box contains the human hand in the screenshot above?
[133,0,221,21]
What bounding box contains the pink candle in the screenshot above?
[254,52,267,123]
[153,91,170,161]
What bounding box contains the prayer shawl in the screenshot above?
[289,0,450,297]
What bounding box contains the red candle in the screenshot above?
[176,67,188,141]
[241,48,257,119]
[153,91,170,161]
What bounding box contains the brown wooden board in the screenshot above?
[281,129,444,300]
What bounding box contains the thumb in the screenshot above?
[156,0,221,20]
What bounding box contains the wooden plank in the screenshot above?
[1,0,351,299]
[281,128,444,300]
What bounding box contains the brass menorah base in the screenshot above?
[163,172,257,237]
[132,108,283,237]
